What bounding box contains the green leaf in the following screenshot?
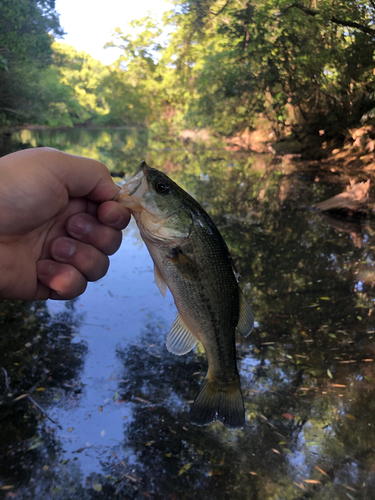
[27,441,44,451]
[92,483,102,492]
[27,436,44,451]
[178,463,192,476]
[282,448,293,454]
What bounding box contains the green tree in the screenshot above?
[0,0,64,126]
[51,42,110,125]
[164,0,375,135]
[100,16,165,126]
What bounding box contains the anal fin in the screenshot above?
[166,314,198,356]
[236,290,254,338]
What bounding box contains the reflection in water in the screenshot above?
[1,128,375,498]
[0,300,88,498]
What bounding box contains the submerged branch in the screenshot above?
[1,367,10,392]
[312,180,371,212]
[27,395,61,427]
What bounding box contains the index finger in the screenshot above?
[18,147,120,202]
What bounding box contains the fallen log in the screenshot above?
[313,180,370,212]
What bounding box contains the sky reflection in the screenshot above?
[1,129,375,498]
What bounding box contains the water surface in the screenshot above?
[1,128,375,499]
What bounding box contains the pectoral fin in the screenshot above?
[236,290,254,338]
[166,314,198,355]
[168,247,202,281]
[154,264,167,297]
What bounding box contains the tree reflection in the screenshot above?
[0,300,88,496]
[2,130,375,498]
[111,312,375,498]
[108,152,375,498]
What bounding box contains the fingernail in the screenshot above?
[106,207,126,226]
[70,216,93,236]
[53,239,76,259]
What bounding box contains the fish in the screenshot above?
[116,161,254,429]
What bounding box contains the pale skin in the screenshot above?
[0,147,131,300]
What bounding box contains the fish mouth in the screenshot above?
[129,160,148,181]
[127,180,142,196]
[115,161,149,203]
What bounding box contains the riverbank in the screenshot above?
[272,125,375,176]
[227,123,375,173]
[224,122,375,215]
[2,122,374,183]
[271,125,375,214]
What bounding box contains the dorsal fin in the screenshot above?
[236,290,254,338]
[166,314,198,355]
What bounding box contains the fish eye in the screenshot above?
[154,180,171,195]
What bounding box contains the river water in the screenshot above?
[1,128,375,499]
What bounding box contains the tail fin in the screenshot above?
[190,378,245,429]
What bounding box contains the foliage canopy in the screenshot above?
[1,0,374,136]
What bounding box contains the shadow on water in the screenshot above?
[1,128,375,498]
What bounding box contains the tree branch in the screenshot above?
[211,0,230,17]
[0,107,25,115]
[283,3,375,37]
[283,3,318,16]
[27,395,61,427]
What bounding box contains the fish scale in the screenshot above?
[116,161,254,429]
[177,221,239,378]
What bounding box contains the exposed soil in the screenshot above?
[227,123,375,215]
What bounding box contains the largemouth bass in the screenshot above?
[116,161,254,429]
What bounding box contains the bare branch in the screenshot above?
[212,0,230,17]
[1,367,10,392]
[283,3,318,16]
[283,3,375,37]
[0,107,25,115]
[27,395,61,427]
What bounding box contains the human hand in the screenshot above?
[0,147,130,300]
